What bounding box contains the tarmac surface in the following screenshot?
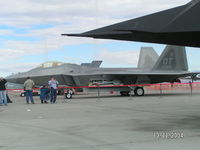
[1,92,200,150]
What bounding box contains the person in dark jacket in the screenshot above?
[24,77,35,104]
[40,85,50,103]
[0,77,7,106]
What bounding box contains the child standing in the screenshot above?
[40,85,50,103]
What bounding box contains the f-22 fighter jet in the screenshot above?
[6,45,196,96]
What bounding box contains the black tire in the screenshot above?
[134,87,144,96]
[21,93,25,97]
[120,91,130,96]
[65,93,72,99]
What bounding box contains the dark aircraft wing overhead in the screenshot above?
[62,0,200,47]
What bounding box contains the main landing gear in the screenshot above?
[120,87,145,96]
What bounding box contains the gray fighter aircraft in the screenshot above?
[6,45,196,96]
[63,0,200,47]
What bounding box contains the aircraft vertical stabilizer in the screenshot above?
[152,45,188,71]
[137,47,159,69]
[81,61,102,68]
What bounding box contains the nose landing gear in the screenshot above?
[134,87,144,96]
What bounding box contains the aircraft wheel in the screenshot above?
[134,87,144,96]
[120,91,130,96]
[21,93,25,97]
[65,93,72,99]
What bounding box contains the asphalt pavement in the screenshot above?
[0,93,200,150]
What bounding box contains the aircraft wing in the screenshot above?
[63,0,200,47]
[75,71,198,85]
[74,71,200,76]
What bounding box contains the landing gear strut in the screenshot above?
[120,87,145,96]
[120,91,130,96]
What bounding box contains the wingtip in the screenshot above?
[61,34,81,37]
[61,33,96,38]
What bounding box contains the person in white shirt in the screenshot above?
[48,77,59,103]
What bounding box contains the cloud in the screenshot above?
[0,0,191,76]
[0,49,26,62]
[0,0,189,27]
[0,29,14,35]
[0,63,38,76]
[95,49,140,67]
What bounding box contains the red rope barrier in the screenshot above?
[6,82,200,91]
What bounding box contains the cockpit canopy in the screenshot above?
[37,61,65,68]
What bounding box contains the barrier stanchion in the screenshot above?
[96,83,101,102]
[97,84,100,97]
[128,85,134,100]
[160,83,162,97]
[189,81,193,96]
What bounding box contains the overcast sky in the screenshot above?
[1,0,199,77]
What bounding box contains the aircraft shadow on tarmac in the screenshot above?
[132,115,200,132]
[71,93,200,133]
